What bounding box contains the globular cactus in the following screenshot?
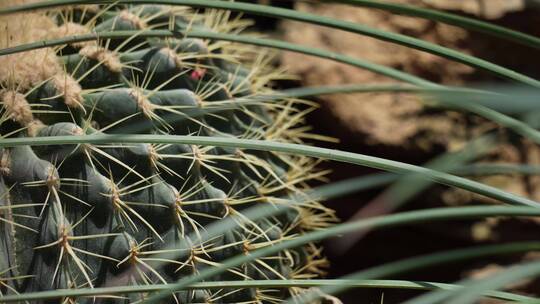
[0,2,336,303]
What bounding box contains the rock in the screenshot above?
[423,0,525,19]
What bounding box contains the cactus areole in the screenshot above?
[0,2,336,303]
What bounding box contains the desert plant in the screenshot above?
[0,1,539,304]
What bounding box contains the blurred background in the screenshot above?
[241,1,540,302]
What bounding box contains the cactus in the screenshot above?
[0,3,336,303]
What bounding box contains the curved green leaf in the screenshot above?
[329,0,540,49]
[4,30,540,145]
[0,30,433,86]
[0,279,532,302]
[406,260,540,304]
[144,206,540,303]
[0,134,537,206]
[287,242,540,303]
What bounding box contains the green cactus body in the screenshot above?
[0,3,335,303]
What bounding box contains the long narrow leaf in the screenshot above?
[329,0,540,49]
[0,279,532,302]
[287,242,540,303]
[406,260,540,304]
[144,206,540,303]
[0,30,433,87]
[0,134,536,206]
[5,31,540,145]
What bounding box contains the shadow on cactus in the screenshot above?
[0,1,540,304]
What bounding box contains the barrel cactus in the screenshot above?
[0,2,336,303]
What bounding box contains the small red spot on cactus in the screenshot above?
[190,68,206,80]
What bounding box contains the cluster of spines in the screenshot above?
[0,4,336,303]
